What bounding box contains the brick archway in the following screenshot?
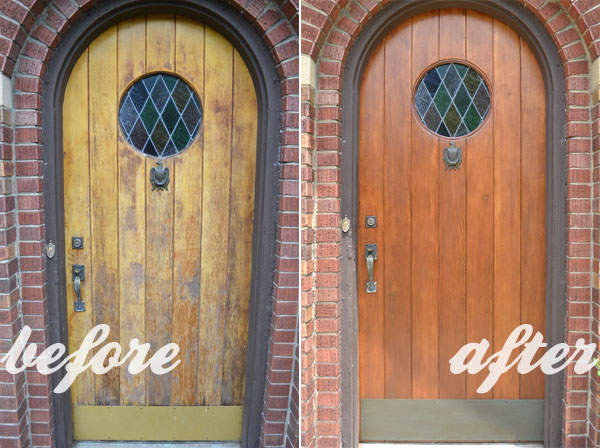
[0,0,298,447]
[301,1,599,447]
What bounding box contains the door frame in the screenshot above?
[340,1,567,446]
[42,1,281,446]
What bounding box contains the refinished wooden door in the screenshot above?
[358,9,545,442]
[63,14,257,441]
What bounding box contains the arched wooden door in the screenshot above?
[62,14,257,441]
[358,9,546,442]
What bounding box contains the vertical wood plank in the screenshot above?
[221,49,258,405]
[358,40,385,400]
[465,10,494,399]
[197,27,233,405]
[520,38,546,399]
[117,16,147,407]
[144,14,175,405]
[411,11,439,399]
[89,26,120,405]
[437,8,467,400]
[383,23,412,399]
[170,16,204,406]
[64,49,94,406]
[147,14,175,72]
[493,19,522,399]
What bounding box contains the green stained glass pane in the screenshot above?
[415,62,489,138]
[453,85,471,117]
[444,103,461,136]
[172,119,191,152]
[464,104,483,132]
[119,73,203,157]
[162,99,180,133]
[151,119,169,151]
[164,76,177,92]
[140,100,159,133]
[455,64,468,78]
[464,67,481,97]
[434,84,451,117]
[172,82,191,113]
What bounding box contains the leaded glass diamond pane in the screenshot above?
[414,62,490,138]
[119,73,203,156]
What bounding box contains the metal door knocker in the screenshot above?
[150,161,170,191]
[443,142,462,170]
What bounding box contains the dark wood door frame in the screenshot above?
[42,1,281,446]
[340,1,567,446]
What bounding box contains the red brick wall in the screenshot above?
[0,1,298,447]
[300,0,600,447]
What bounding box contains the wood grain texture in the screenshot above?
[465,9,494,400]
[63,49,94,406]
[410,10,439,399]
[146,14,175,72]
[383,22,412,399]
[358,39,385,400]
[221,49,257,405]
[144,15,175,406]
[117,16,147,406]
[197,26,234,406]
[492,18,522,399]
[519,37,546,400]
[171,16,205,406]
[437,8,467,399]
[89,25,120,406]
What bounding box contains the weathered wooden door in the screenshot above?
[63,14,257,441]
[358,9,546,442]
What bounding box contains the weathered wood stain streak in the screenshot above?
[171,15,204,405]
[89,26,120,405]
[117,16,147,406]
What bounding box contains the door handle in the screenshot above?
[365,244,377,293]
[73,265,85,312]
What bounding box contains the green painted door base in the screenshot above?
[360,399,544,442]
[73,406,243,441]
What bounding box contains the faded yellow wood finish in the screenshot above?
[117,16,147,406]
[89,26,120,406]
[63,16,258,434]
[63,50,94,405]
[197,26,234,406]
[222,50,257,405]
[171,15,204,406]
[144,15,175,407]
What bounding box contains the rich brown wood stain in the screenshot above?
[358,9,545,401]
[63,15,258,409]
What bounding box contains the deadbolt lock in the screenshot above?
[365,216,377,228]
[72,237,83,249]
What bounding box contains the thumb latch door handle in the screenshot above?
[73,265,85,312]
[365,244,377,293]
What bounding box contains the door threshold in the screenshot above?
[74,443,241,448]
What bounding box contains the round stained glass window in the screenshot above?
[415,62,490,138]
[119,73,203,157]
